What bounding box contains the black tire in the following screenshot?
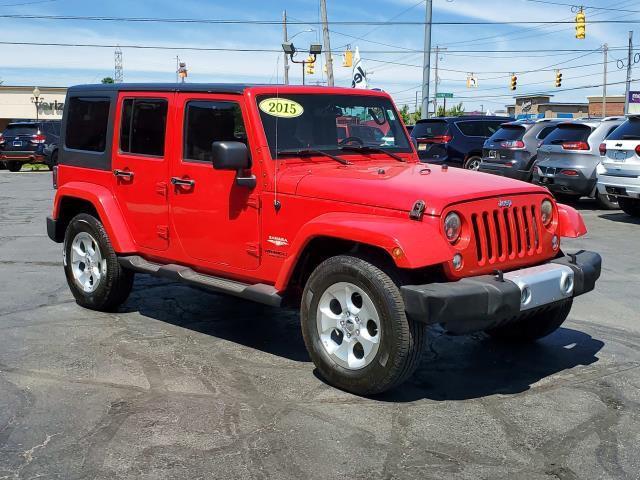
[7,161,22,172]
[63,213,134,312]
[596,191,619,210]
[618,197,640,217]
[464,155,482,170]
[47,150,58,171]
[486,299,573,342]
[300,255,427,395]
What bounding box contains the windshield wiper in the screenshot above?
[339,145,405,162]
[276,148,351,165]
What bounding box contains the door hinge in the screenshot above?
[245,242,260,257]
[157,225,169,240]
[156,181,168,197]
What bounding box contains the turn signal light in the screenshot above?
[500,140,525,149]
[599,143,606,156]
[562,141,589,151]
[30,134,46,144]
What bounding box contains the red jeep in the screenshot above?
[47,83,601,395]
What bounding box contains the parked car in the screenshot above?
[44,142,59,170]
[48,83,600,395]
[597,115,640,217]
[479,118,563,181]
[0,120,61,172]
[532,117,625,209]
[410,115,513,169]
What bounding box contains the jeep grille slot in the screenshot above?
[471,204,543,266]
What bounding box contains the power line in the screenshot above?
[525,0,640,13]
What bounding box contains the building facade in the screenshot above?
[507,95,588,120]
[587,95,625,117]
[0,86,67,130]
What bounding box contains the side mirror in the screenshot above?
[212,141,249,170]
[211,141,255,188]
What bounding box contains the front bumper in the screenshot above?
[402,251,601,334]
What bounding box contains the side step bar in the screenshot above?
[118,255,282,307]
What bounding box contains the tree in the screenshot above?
[101,77,115,84]
[399,105,411,125]
[436,102,465,117]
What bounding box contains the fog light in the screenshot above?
[552,235,559,250]
[521,286,532,306]
[452,253,463,270]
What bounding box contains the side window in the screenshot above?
[183,101,247,163]
[119,98,168,157]
[537,126,556,140]
[604,125,619,139]
[456,121,484,137]
[65,97,110,152]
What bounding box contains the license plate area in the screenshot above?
[488,150,497,158]
[504,263,574,311]
[13,141,22,147]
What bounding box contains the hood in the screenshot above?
[276,160,547,215]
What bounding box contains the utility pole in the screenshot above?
[415,91,418,116]
[283,11,289,84]
[421,0,433,119]
[432,45,446,117]
[624,32,633,115]
[601,44,608,117]
[320,0,334,87]
[114,46,123,83]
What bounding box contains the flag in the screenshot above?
[351,47,368,89]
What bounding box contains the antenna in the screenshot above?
[114,46,123,83]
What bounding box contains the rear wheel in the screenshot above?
[301,255,426,395]
[464,156,482,170]
[618,197,640,217]
[596,191,619,210]
[47,150,58,171]
[63,213,134,311]
[7,161,21,172]
[486,300,572,342]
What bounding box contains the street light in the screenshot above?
[31,87,43,121]
[281,42,323,86]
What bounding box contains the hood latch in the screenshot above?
[409,200,426,221]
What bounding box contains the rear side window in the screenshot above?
[606,118,640,140]
[183,101,247,163]
[412,121,448,138]
[542,125,591,145]
[4,124,39,135]
[489,126,525,141]
[65,97,111,152]
[456,121,485,137]
[537,126,557,140]
[120,98,168,156]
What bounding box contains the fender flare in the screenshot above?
[53,182,136,252]
[556,203,587,238]
[274,212,455,291]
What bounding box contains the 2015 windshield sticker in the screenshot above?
[259,98,304,118]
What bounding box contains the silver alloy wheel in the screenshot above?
[467,157,481,170]
[69,232,105,293]
[316,282,381,370]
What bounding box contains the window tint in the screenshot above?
[485,121,504,136]
[120,98,168,156]
[489,125,525,141]
[412,120,448,138]
[184,101,247,163]
[456,121,485,137]
[65,97,110,152]
[537,126,557,140]
[542,124,591,145]
[606,118,640,140]
[5,124,39,135]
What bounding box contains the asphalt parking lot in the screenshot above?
[1,170,639,480]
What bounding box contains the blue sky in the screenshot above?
[0,0,638,111]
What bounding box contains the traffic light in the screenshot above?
[342,48,353,68]
[575,9,586,39]
[306,56,315,75]
[555,70,563,87]
[510,75,517,91]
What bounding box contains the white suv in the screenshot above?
[597,116,640,217]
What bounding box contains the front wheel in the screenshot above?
[464,156,482,170]
[486,300,572,342]
[7,161,22,172]
[63,213,134,311]
[301,255,426,395]
[618,197,640,217]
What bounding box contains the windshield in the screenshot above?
[606,117,640,140]
[412,120,448,138]
[257,94,411,157]
[4,124,39,136]
[489,125,525,142]
[542,124,591,145]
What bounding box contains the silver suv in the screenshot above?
[532,117,625,209]
[597,115,640,217]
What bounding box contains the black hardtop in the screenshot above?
[67,83,259,95]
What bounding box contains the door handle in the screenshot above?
[113,169,134,179]
[171,177,195,187]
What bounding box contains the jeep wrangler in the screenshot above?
[47,84,601,395]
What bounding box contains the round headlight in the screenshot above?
[541,199,553,226]
[444,212,462,243]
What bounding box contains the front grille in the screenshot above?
[470,204,542,266]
